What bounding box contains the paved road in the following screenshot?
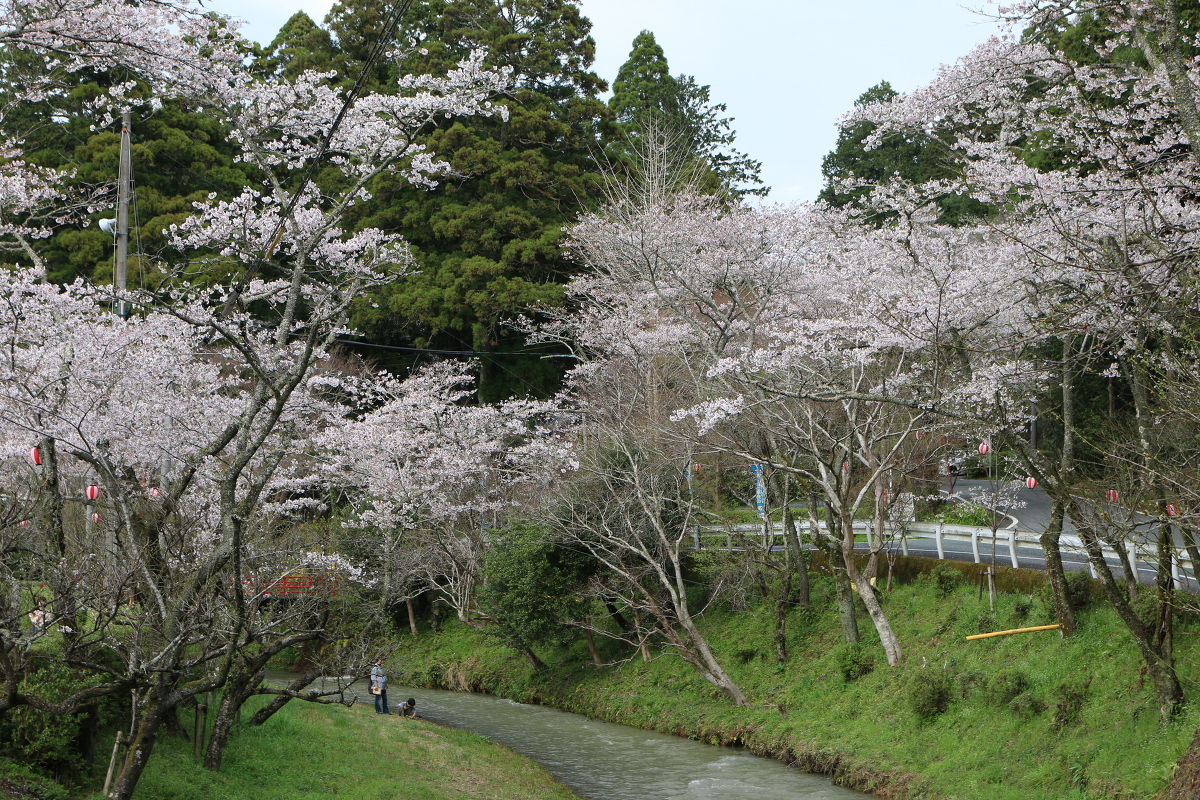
[902,479,1196,590]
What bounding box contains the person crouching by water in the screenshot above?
[370,658,390,715]
[398,697,417,718]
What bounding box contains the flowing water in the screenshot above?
[361,683,873,800]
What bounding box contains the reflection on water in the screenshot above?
[355,683,873,800]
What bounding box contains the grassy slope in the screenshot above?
[391,569,1200,800]
[122,699,583,800]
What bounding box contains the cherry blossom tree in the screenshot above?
[0,3,517,796]
[315,362,573,629]
[839,0,1200,719]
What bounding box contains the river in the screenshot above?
[359,682,873,800]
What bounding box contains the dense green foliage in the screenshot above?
[479,523,594,659]
[317,0,615,399]
[819,81,985,225]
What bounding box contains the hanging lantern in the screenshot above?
[978,442,991,455]
[1026,476,1038,489]
[29,446,40,466]
[18,520,28,527]
[90,511,101,524]
[149,487,162,499]
[915,430,925,440]
[85,484,100,502]
[1167,503,1179,517]
[1106,489,1119,503]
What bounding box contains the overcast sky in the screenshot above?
[199,0,1004,203]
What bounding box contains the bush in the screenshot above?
[909,672,955,721]
[1053,679,1090,729]
[974,612,998,634]
[1064,570,1095,611]
[940,502,993,526]
[1012,597,1034,623]
[834,644,875,682]
[1009,692,1047,718]
[929,564,965,598]
[985,669,1032,706]
[0,662,86,775]
[0,760,69,800]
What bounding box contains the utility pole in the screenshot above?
[115,110,131,318]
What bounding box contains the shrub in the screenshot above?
[834,644,875,682]
[1012,597,1033,623]
[1009,692,1047,718]
[909,672,955,721]
[974,612,998,634]
[985,669,1032,706]
[0,662,87,775]
[1064,570,1095,611]
[930,564,965,598]
[1053,679,1090,729]
[940,502,993,526]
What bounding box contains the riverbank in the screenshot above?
[389,565,1200,799]
[105,698,583,800]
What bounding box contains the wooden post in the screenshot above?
[193,698,205,762]
[102,731,125,797]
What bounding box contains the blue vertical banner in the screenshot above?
[750,464,767,516]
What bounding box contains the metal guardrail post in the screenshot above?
[692,528,699,550]
[936,523,944,560]
[901,526,909,556]
[1008,531,1018,569]
[970,529,980,564]
[1172,550,1180,584]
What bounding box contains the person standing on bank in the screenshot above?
[371,658,390,714]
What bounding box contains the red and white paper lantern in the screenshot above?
[149,487,162,499]
[29,446,40,466]
[1026,476,1038,489]
[18,520,28,527]
[1166,503,1179,517]
[978,442,991,455]
[85,484,100,502]
[90,511,101,524]
[1106,489,1120,504]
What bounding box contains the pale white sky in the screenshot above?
[200,0,1004,203]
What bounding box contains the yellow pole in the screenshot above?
[966,624,1061,641]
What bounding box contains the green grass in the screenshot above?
[118,699,582,800]
[391,566,1200,800]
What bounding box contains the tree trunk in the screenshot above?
[406,598,418,635]
[583,628,602,666]
[106,691,168,800]
[842,514,901,666]
[203,663,262,771]
[1070,501,1183,721]
[820,502,858,644]
[788,517,811,607]
[1040,498,1076,637]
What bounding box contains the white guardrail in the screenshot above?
[693,521,1197,586]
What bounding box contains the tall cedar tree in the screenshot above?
[819,81,984,224]
[306,0,615,401]
[608,30,765,198]
[0,51,258,283]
